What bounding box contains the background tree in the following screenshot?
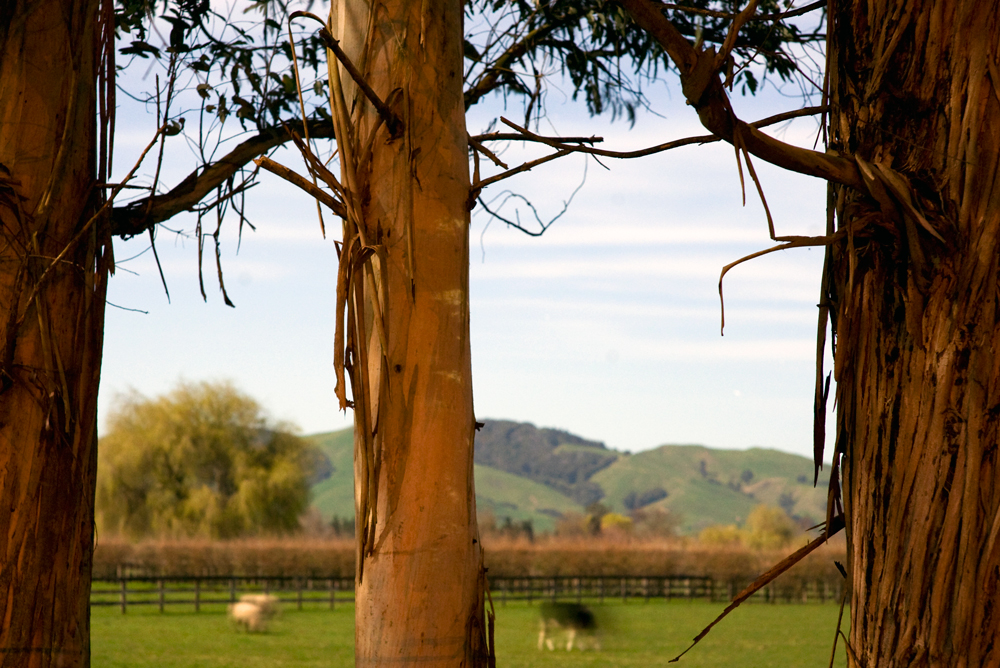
[743,505,795,550]
[97,381,315,539]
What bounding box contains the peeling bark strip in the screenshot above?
[620,0,1000,664]
[828,1,1000,665]
[0,1,111,667]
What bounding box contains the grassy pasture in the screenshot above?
[91,600,848,667]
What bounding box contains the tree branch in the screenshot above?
[110,119,335,238]
[620,0,864,191]
[494,105,826,160]
[659,0,826,22]
[464,23,556,110]
[253,155,347,218]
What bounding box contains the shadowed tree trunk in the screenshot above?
[828,1,1000,665]
[327,1,488,665]
[0,1,109,666]
[620,0,1000,663]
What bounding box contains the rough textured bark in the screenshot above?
[622,0,1000,662]
[329,1,488,665]
[828,1,1000,665]
[0,1,108,666]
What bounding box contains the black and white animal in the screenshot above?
[537,602,600,651]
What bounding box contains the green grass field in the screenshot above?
[91,600,848,667]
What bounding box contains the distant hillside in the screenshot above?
[308,428,355,522]
[304,426,585,532]
[474,465,584,533]
[473,420,616,505]
[305,422,829,536]
[592,445,828,534]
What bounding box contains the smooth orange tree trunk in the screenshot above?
[327,1,488,665]
[0,1,109,666]
[828,1,1000,664]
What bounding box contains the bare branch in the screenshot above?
[670,513,846,663]
[716,0,760,78]
[472,132,603,145]
[19,118,171,327]
[718,231,845,334]
[465,23,557,110]
[289,11,402,137]
[473,149,573,191]
[319,31,402,137]
[468,137,509,169]
[110,119,335,238]
[493,105,826,160]
[659,0,826,22]
[620,0,864,191]
[253,155,347,219]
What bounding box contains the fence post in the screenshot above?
[120,579,127,614]
[576,577,582,603]
[297,578,303,610]
[195,579,201,612]
[158,579,164,613]
[621,577,627,604]
[599,577,605,605]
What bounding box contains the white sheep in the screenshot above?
[228,601,268,632]
[239,593,280,619]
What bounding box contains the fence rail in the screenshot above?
[91,575,843,612]
[90,576,355,613]
[488,576,842,605]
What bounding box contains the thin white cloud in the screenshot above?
[471,296,817,325]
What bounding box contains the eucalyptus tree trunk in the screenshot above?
[0,1,109,666]
[828,1,1000,664]
[328,1,487,665]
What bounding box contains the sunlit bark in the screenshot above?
[828,1,1000,665]
[0,1,109,666]
[330,1,488,666]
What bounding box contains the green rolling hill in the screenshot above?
[592,445,829,534]
[304,427,584,532]
[305,423,831,536]
[308,428,356,522]
[474,465,584,532]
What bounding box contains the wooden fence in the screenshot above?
[488,575,843,605]
[91,575,844,612]
[90,576,355,613]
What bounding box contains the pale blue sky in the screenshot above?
[101,29,833,459]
